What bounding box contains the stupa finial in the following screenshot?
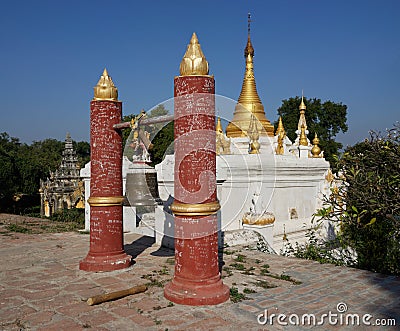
[244,13,254,58]
[299,91,307,111]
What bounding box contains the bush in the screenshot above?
[318,124,400,275]
[48,208,85,225]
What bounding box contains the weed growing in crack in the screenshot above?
[229,287,249,303]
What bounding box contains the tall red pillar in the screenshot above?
[164,33,229,305]
[79,68,131,272]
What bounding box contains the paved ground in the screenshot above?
[0,221,399,330]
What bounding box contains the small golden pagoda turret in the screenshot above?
[179,32,209,76]
[93,68,118,101]
[298,95,307,132]
[275,116,285,136]
[311,133,323,157]
[248,114,260,154]
[216,117,231,155]
[216,117,223,134]
[226,14,274,138]
[299,124,309,146]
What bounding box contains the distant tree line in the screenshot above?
[0,132,90,213]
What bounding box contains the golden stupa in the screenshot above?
[226,15,274,138]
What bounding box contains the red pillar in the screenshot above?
[80,70,131,272]
[163,75,229,305]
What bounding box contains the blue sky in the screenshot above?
[1,0,399,148]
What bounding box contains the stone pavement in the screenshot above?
[0,230,399,330]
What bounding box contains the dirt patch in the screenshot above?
[0,213,85,235]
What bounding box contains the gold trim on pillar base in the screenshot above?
[170,201,221,216]
[87,196,125,207]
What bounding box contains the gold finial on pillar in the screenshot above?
[93,68,118,101]
[311,132,322,157]
[179,33,209,76]
[299,124,308,146]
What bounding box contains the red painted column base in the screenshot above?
[164,275,229,305]
[79,252,131,272]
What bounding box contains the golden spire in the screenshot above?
[299,124,308,146]
[93,68,118,101]
[311,133,322,157]
[275,116,285,136]
[297,94,307,132]
[179,32,209,76]
[216,117,223,134]
[299,95,306,111]
[245,13,254,58]
[226,14,274,138]
[275,116,285,155]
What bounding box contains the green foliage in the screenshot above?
[303,124,400,275]
[275,97,348,165]
[230,262,245,271]
[334,125,399,274]
[74,141,90,166]
[48,208,85,224]
[122,113,136,148]
[0,132,90,213]
[149,121,174,166]
[233,254,246,262]
[229,287,248,303]
[281,224,356,267]
[6,223,32,234]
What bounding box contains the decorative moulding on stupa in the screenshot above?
[93,68,119,101]
[179,32,209,76]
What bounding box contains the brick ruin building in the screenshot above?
[39,133,84,217]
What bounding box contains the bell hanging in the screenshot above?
[144,171,163,205]
[125,172,163,206]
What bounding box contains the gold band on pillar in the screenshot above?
[170,201,221,216]
[88,196,125,207]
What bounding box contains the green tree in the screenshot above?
[318,124,400,275]
[275,97,348,165]
[146,105,174,165]
[0,132,21,199]
[17,139,63,195]
[74,141,90,167]
[149,120,174,166]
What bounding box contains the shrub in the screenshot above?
[318,124,400,275]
